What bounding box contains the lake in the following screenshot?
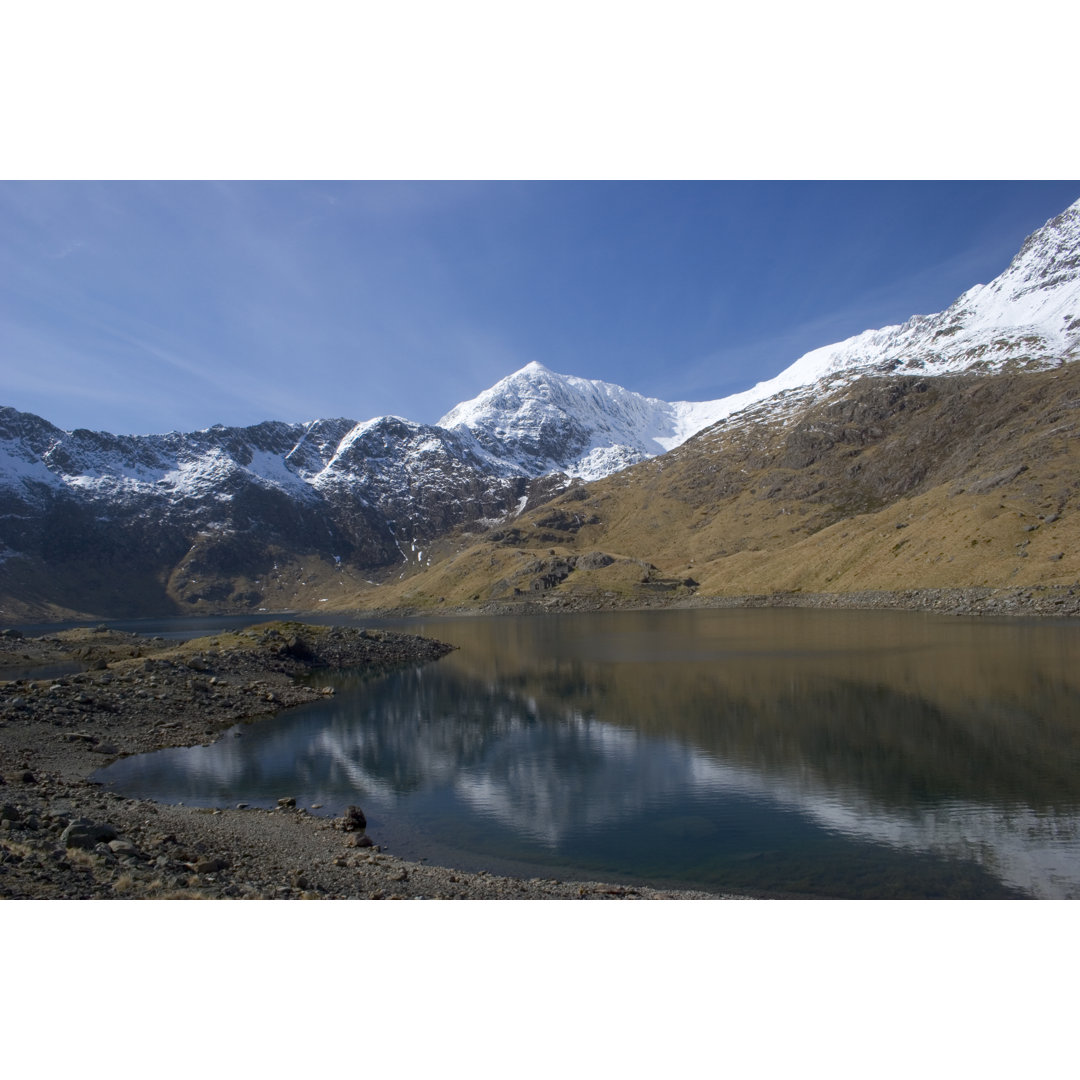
[93,608,1080,898]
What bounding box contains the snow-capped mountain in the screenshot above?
[1,195,1078,618]
[438,362,730,481]
[442,197,1080,473]
[0,406,551,557]
[0,404,564,616]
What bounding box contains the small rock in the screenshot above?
[108,839,137,855]
[194,856,229,874]
[341,804,367,831]
[19,770,36,784]
[277,796,296,808]
[0,803,21,823]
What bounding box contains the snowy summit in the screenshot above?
[437,197,1080,480]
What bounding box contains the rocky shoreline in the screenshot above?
[0,622,736,900]
[376,582,1080,620]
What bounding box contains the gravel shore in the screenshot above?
[377,582,1080,620]
[0,622,736,900]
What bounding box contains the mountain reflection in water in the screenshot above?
[96,609,1080,898]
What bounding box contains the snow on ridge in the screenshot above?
[436,199,1080,479]
[4,199,1078,497]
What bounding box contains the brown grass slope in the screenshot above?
[363,364,1080,610]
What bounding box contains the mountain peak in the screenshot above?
[515,360,553,377]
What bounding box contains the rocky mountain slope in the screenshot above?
[0,408,564,619]
[2,197,1078,621]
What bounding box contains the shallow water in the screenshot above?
[94,608,1080,898]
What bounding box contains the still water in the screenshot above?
[94,608,1080,898]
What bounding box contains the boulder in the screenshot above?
[61,819,118,849]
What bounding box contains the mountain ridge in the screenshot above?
[2,196,1079,620]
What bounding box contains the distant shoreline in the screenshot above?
[9,582,1080,632]
[346,583,1080,623]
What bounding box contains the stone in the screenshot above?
[341,804,367,831]
[194,856,229,874]
[0,804,21,823]
[61,819,118,849]
[277,796,296,808]
[108,840,137,855]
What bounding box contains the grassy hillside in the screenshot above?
[357,364,1080,611]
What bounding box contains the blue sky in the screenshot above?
[2,180,1078,435]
